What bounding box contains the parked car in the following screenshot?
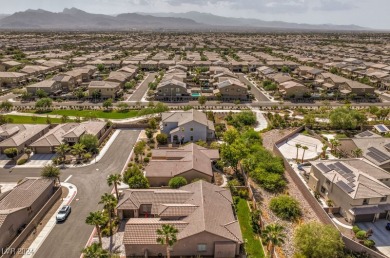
[56,205,71,222]
[386,223,390,231]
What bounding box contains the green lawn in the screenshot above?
[3,115,65,124]
[236,198,265,258]
[25,109,140,119]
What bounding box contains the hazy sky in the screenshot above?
[1,0,388,29]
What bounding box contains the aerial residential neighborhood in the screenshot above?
[0,2,390,258]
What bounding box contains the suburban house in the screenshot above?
[0,72,27,88]
[338,136,390,171]
[338,80,375,96]
[0,178,55,250]
[278,81,310,98]
[117,180,243,257]
[29,121,107,153]
[160,109,215,143]
[144,143,219,186]
[106,71,133,87]
[309,160,390,223]
[88,81,121,99]
[26,80,63,95]
[52,74,76,92]
[155,79,190,102]
[215,78,249,101]
[0,124,50,154]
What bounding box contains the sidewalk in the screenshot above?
[23,182,77,258]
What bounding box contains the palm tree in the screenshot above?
[55,143,70,163]
[85,211,108,246]
[107,174,122,200]
[321,145,328,159]
[301,146,309,163]
[82,243,109,258]
[41,164,61,186]
[99,193,118,237]
[327,199,334,214]
[352,148,363,158]
[71,143,86,160]
[329,139,340,154]
[262,223,286,258]
[156,224,178,258]
[295,144,302,162]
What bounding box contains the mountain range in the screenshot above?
[0,8,368,31]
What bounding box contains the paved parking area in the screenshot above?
[358,219,390,257]
[0,155,11,167]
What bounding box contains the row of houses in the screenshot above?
[0,121,107,155]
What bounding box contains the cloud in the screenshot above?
[315,0,356,11]
[163,0,310,13]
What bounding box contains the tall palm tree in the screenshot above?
[85,211,108,246]
[262,223,286,258]
[295,144,302,162]
[55,143,70,163]
[321,145,328,159]
[99,193,118,237]
[71,143,86,160]
[107,174,122,200]
[352,148,363,158]
[156,224,178,258]
[41,164,61,186]
[82,243,109,258]
[301,146,309,163]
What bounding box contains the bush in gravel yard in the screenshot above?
[352,225,361,234]
[17,158,27,165]
[169,177,188,189]
[4,148,18,160]
[250,169,286,193]
[363,239,375,248]
[269,195,301,221]
[355,230,367,240]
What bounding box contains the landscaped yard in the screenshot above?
[3,115,65,124]
[236,198,265,258]
[25,110,140,119]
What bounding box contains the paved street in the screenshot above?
[126,72,156,102]
[0,129,140,258]
[237,73,271,102]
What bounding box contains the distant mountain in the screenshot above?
[0,8,367,31]
[0,14,10,20]
[142,11,367,31]
[0,8,199,30]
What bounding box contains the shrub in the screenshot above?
[250,169,286,192]
[156,133,168,145]
[269,195,301,220]
[355,230,367,240]
[4,148,18,160]
[363,239,375,248]
[168,176,188,189]
[238,189,249,199]
[143,157,150,163]
[352,225,361,234]
[17,158,27,165]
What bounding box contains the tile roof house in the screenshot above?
[0,178,55,250]
[29,121,106,154]
[155,79,189,102]
[118,180,243,258]
[215,78,249,101]
[0,72,27,88]
[88,81,121,99]
[309,160,390,223]
[26,80,62,96]
[0,124,50,154]
[145,143,219,186]
[338,136,390,171]
[160,109,215,143]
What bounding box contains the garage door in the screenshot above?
[354,214,375,222]
[34,147,53,154]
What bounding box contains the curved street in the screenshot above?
[0,129,140,258]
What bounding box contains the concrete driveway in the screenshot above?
[19,154,55,167]
[0,155,11,167]
[358,219,390,257]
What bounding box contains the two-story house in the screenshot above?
[160,109,215,143]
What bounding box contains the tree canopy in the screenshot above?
[329,107,367,130]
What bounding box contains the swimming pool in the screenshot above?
[191,93,201,97]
